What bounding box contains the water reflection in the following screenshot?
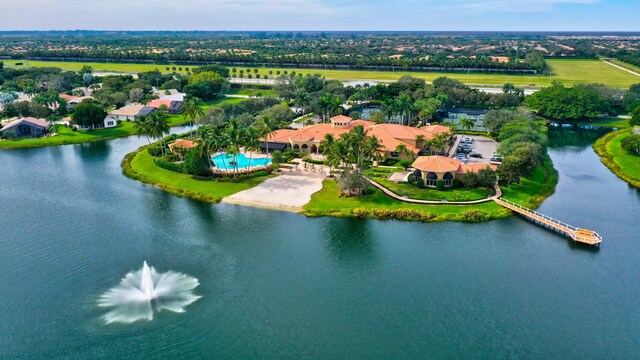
[547,125,611,148]
[322,218,378,266]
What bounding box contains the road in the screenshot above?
[602,60,640,77]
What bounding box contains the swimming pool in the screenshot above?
[211,153,271,170]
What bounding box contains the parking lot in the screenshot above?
[452,135,498,165]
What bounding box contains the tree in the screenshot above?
[184,148,210,176]
[184,71,228,100]
[72,101,107,128]
[244,126,261,170]
[459,117,475,135]
[129,88,145,102]
[621,134,640,155]
[631,106,640,126]
[224,118,244,178]
[255,117,274,159]
[462,171,478,188]
[525,82,611,120]
[476,168,497,189]
[271,150,285,165]
[181,97,205,137]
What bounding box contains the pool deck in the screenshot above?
[222,173,325,212]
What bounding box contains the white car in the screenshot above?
[460,137,474,144]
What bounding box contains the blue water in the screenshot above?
[211,153,271,170]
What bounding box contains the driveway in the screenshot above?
[453,135,498,165]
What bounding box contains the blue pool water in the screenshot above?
[211,153,271,170]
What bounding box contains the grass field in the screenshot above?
[365,167,494,201]
[5,58,639,88]
[124,149,273,203]
[593,129,640,189]
[609,59,640,75]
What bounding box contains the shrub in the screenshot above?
[399,159,413,169]
[154,158,184,173]
[252,170,269,177]
[416,177,425,188]
[452,179,463,189]
[184,148,210,176]
[407,173,415,183]
[147,145,163,156]
[436,179,445,191]
[621,134,640,155]
[381,158,400,166]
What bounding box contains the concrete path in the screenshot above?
[222,173,325,212]
[366,176,502,205]
[602,60,640,77]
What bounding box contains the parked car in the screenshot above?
[490,156,503,164]
[460,137,474,144]
[469,153,483,158]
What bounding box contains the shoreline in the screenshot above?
[593,128,640,189]
[122,145,559,224]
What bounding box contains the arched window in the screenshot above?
[443,172,454,187]
[426,172,438,187]
[301,144,309,152]
[293,144,300,150]
[310,145,318,154]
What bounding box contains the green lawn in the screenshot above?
[365,167,494,201]
[6,58,639,88]
[577,118,631,129]
[0,97,243,149]
[609,59,640,75]
[500,157,559,208]
[303,180,510,222]
[125,150,273,203]
[606,130,640,185]
[227,88,279,97]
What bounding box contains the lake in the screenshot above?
[1,127,639,359]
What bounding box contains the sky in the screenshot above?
[0,0,638,31]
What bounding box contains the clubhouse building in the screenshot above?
[266,115,452,159]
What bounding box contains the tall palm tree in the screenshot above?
[396,94,414,126]
[254,116,273,160]
[382,98,396,124]
[181,97,204,138]
[133,115,152,145]
[244,126,261,171]
[146,112,171,153]
[224,118,244,178]
[459,117,475,136]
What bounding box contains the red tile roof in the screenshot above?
[412,156,497,174]
[168,139,197,150]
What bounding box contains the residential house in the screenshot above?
[108,105,156,122]
[147,99,182,114]
[0,117,51,138]
[411,155,497,187]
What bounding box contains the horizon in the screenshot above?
[1,0,638,32]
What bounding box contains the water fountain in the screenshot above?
[98,261,201,324]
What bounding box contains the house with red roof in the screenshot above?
[266,115,452,159]
[411,155,497,187]
[147,99,182,114]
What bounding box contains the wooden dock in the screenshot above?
[495,198,603,247]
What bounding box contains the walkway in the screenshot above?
[495,198,603,247]
[602,60,640,77]
[365,176,502,205]
[221,173,325,212]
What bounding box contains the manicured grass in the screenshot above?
[0,97,242,149]
[594,129,640,188]
[124,149,273,203]
[366,167,494,201]
[500,157,559,208]
[0,117,187,149]
[577,118,631,129]
[609,59,640,75]
[6,58,639,88]
[303,180,510,223]
[227,88,278,97]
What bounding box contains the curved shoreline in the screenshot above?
[122,145,559,223]
[593,128,640,189]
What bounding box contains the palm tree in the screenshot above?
[382,98,396,123]
[224,118,244,178]
[244,126,261,171]
[254,116,273,160]
[459,117,475,136]
[146,112,171,153]
[396,94,414,126]
[181,97,204,138]
[316,93,334,123]
[133,115,152,145]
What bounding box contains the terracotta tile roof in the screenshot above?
[147,99,173,109]
[460,163,497,173]
[330,115,353,122]
[168,139,197,150]
[412,156,497,174]
[266,122,449,153]
[411,156,461,173]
